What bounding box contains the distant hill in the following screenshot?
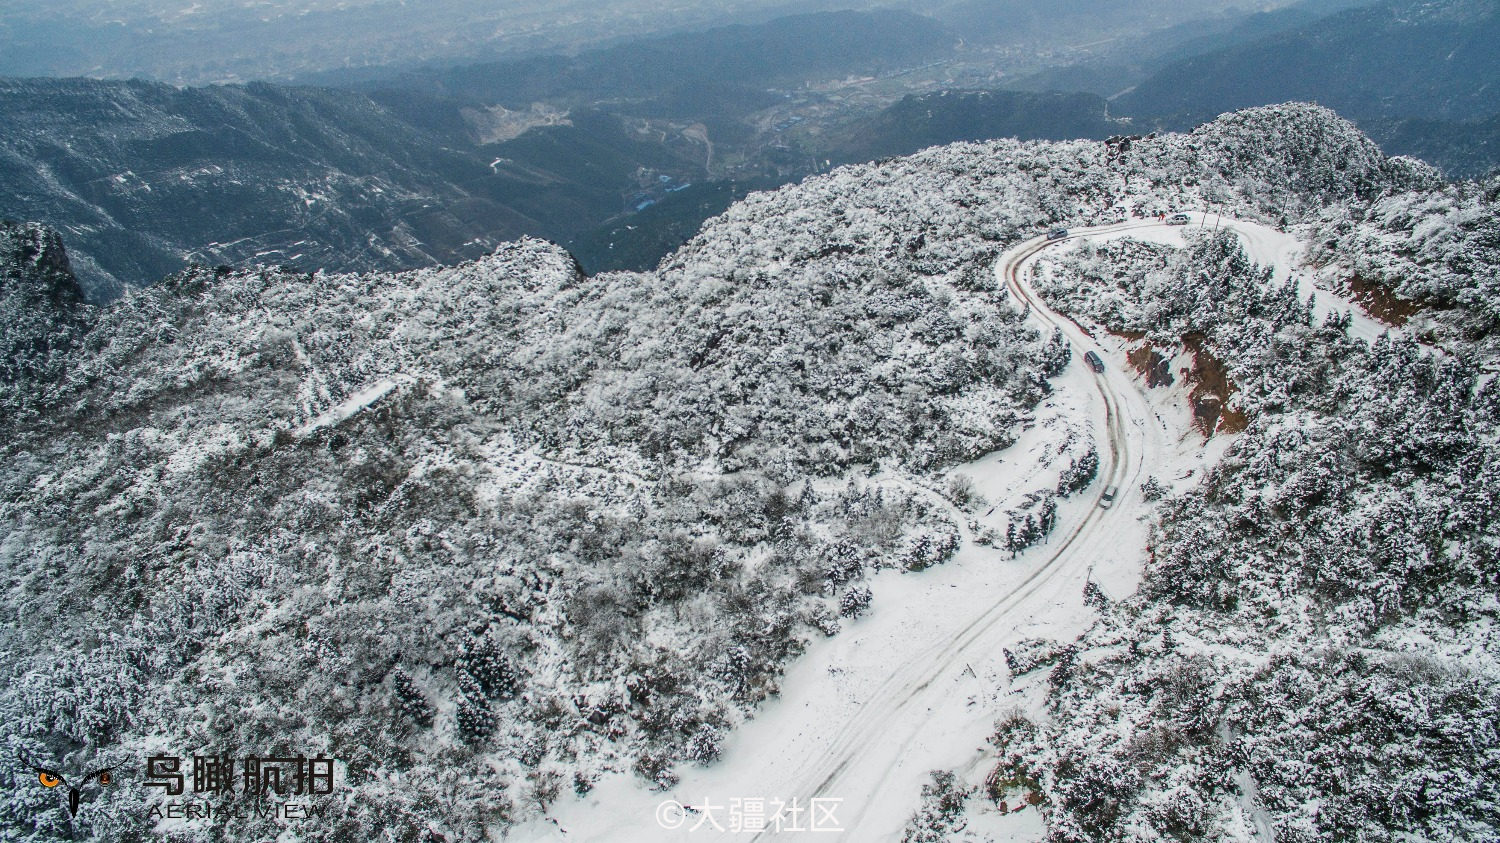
[832,90,1124,163]
[0,78,511,300]
[0,0,868,85]
[0,10,967,299]
[1002,0,1371,98]
[1118,0,1500,128]
[1370,113,1500,178]
[0,78,711,300]
[369,10,955,109]
[930,0,1262,45]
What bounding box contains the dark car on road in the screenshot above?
[1047,228,1068,240]
[1084,351,1104,373]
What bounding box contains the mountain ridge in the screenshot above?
[1119,0,1500,128]
[3,104,1487,843]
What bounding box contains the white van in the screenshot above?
[1099,485,1119,508]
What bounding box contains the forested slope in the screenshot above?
[997,175,1500,841]
[0,104,1456,841]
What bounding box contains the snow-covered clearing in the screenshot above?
[1217,216,1393,344]
[1082,214,1395,344]
[508,216,1392,842]
[294,375,412,438]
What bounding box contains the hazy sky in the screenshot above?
[0,0,1271,84]
[0,0,869,81]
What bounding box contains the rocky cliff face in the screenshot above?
[1,221,80,302]
[0,220,86,390]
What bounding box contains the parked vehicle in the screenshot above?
[1099,485,1119,509]
[1167,213,1191,225]
[1084,351,1104,373]
[1047,227,1069,240]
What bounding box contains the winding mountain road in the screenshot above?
[517,215,1368,842]
[746,221,1168,840]
[781,214,1395,840]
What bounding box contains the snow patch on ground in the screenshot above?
[294,375,411,437]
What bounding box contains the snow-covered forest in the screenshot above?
[1305,175,1500,342]
[2,103,1494,841]
[1002,182,1500,838]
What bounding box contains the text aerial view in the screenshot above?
[1,0,1499,841]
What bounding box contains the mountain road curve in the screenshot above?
[511,214,1368,842]
[748,221,1166,841]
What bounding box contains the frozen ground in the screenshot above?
[507,215,1388,842]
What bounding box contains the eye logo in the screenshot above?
[21,755,117,818]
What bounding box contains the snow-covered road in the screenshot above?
[508,216,1390,842]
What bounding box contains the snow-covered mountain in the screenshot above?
[0,77,672,303]
[2,103,1495,842]
[1006,222,1499,842]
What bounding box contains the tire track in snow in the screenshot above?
[752,225,1155,840]
[525,218,1323,843]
